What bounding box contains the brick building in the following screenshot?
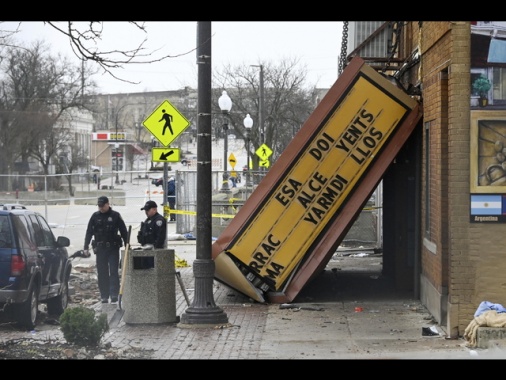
[353,21,506,338]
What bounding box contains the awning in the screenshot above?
[488,38,506,63]
[129,143,148,155]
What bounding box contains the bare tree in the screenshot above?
[0,40,96,191]
[212,58,319,169]
[0,22,197,85]
[56,137,90,197]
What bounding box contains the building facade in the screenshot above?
[349,21,506,338]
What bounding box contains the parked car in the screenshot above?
[0,204,72,329]
[152,177,163,187]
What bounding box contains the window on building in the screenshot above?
[492,67,506,104]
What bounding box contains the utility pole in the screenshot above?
[251,65,265,145]
[259,65,264,145]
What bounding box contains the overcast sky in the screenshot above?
[3,21,343,94]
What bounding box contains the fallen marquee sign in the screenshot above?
[211,56,423,303]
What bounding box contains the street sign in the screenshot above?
[256,144,272,159]
[151,147,181,162]
[259,159,270,168]
[143,100,190,147]
[228,153,237,169]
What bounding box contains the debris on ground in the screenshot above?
[422,326,440,336]
[279,304,325,311]
[0,338,154,359]
[0,261,154,359]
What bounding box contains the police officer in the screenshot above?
[83,196,128,304]
[138,200,167,248]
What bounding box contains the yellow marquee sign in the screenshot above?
[227,75,414,289]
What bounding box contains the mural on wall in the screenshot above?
[470,22,506,221]
[471,111,506,192]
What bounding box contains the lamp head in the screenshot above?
[218,90,232,113]
[243,114,253,129]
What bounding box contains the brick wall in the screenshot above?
[408,21,506,337]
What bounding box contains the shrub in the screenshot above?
[59,306,109,347]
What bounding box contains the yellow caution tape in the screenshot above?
[162,207,237,219]
[163,205,381,219]
[175,253,190,268]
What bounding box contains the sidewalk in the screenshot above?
[92,236,493,360]
[1,220,499,359]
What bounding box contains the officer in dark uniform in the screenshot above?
[138,200,167,248]
[83,196,128,304]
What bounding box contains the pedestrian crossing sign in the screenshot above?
[256,144,272,159]
[143,100,190,147]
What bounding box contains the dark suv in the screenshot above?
[0,204,72,329]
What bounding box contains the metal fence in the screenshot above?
[0,170,382,251]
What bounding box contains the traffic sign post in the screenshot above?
[143,100,190,210]
[256,144,272,171]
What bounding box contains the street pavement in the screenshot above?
[2,180,504,359]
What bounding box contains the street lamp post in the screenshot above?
[179,21,229,327]
[218,90,232,193]
[243,114,253,187]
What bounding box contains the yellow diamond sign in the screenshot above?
[228,153,237,169]
[256,143,272,159]
[143,100,190,147]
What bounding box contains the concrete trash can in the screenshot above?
[123,248,177,324]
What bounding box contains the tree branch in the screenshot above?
[45,21,197,85]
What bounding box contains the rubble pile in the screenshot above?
[69,262,101,306]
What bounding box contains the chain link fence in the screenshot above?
[0,170,382,251]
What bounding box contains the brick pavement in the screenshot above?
[96,261,480,360]
[99,265,268,359]
[2,236,502,359]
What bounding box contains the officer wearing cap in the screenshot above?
[138,200,167,248]
[83,196,128,304]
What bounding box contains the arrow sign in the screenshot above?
[228,153,237,168]
[152,147,181,162]
[259,159,270,168]
[160,151,175,160]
